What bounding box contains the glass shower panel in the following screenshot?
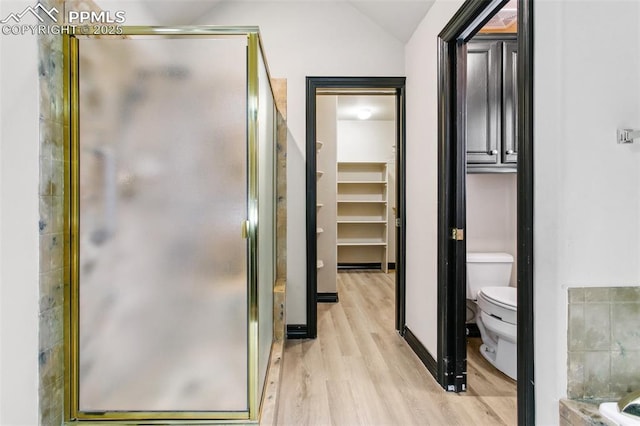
[77,36,248,412]
[257,51,275,395]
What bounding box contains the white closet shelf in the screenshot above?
[337,161,387,164]
[337,180,387,184]
[336,161,388,273]
[337,241,387,246]
[337,220,387,224]
[337,199,386,203]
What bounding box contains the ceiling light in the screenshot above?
[357,108,372,120]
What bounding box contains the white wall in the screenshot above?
[0,1,41,422]
[404,0,464,357]
[535,1,640,424]
[466,173,517,286]
[337,120,395,162]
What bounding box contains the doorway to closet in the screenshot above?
[303,77,406,339]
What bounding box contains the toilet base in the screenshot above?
[479,341,517,381]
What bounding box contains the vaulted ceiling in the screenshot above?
[138,0,436,43]
[346,0,435,42]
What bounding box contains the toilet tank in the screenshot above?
[466,252,514,300]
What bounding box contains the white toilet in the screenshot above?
[467,252,517,380]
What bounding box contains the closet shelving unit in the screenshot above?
[336,162,388,272]
[316,141,325,272]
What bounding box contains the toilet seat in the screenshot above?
[480,311,517,343]
[480,286,517,309]
[477,286,517,325]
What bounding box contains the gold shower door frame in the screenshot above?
[63,27,268,423]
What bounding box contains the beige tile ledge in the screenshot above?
[560,399,617,426]
[274,278,286,294]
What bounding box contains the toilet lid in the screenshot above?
[478,286,517,310]
[467,252,514,263]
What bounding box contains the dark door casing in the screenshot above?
[297,77,407,340]
[437,0,534,424]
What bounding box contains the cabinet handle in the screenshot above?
[506,150,515,155]
[489,149,498,155]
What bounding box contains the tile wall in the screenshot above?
[39,1,105,423]
[272,78,288,341]
[567,286,640,400]
[38,1,66,424]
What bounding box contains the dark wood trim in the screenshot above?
[394,84,407,332]
[440,0,510,42]
[436,36,453,389]
[306,77,407,340]
[305,78,319,339]
[437,33,469,393]
[453,36,469,394]
[317,293,339,303]
[403,326,438,380]
[337,262,383,270]
[437,0,535,423]
[469,33,517,41]
[336,262,395,270]
[517,0,535,424]
[286,324,309,339]
[436,34,469,393]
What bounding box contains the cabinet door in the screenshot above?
[502,40,518,164]
[466,41,500,164]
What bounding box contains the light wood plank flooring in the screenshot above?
[276,271,516,426]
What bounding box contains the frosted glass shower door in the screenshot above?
[76,36,248,413]
[257,49,275,398]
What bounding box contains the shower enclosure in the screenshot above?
[63,27,276,422]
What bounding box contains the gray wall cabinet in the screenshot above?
[466,36,517,172]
